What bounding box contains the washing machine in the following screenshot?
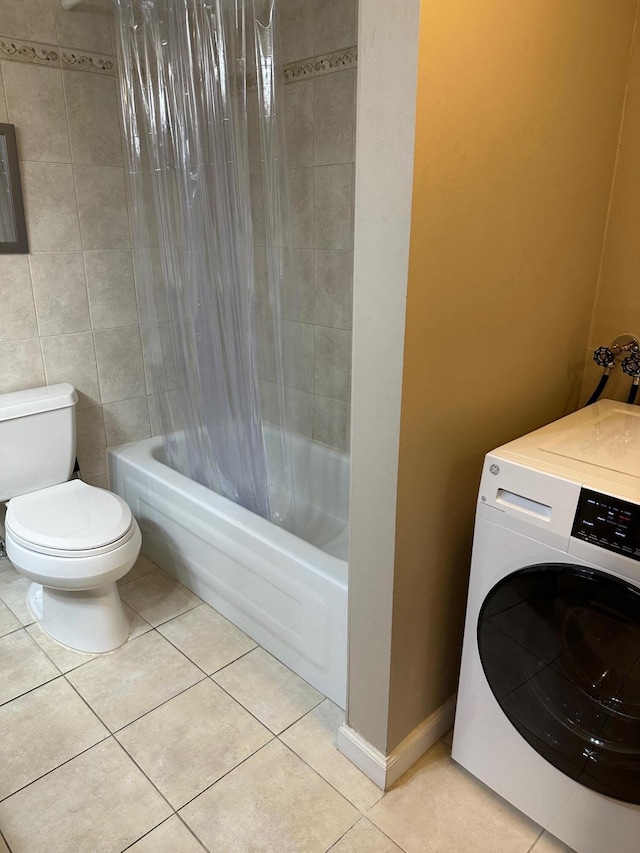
[452,400,640,853]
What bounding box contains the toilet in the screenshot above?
[0,383,141,653]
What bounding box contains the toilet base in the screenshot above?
[28,581,130,653]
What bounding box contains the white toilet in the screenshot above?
[0,383,141,653]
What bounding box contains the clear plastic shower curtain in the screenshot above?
[114,0,300,527]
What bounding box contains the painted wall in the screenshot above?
[585,19,640,403]
[387,0,639,749]
[0,0,150,487]
[346,0,421,752]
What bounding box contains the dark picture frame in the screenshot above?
[0,123,28,254]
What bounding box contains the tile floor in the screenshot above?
[0,553,575,853]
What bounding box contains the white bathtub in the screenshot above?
[107,433,348,706]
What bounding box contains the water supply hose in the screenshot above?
[585,347,615,406]
[622,354,640,405]
[585,370,612,406]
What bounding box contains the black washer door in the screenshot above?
[478,564,640,804]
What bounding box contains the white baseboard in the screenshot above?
[337,694,456,790]
[337,722,388,789]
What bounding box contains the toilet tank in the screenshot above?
[0,383,78,502]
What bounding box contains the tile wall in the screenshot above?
[258,0,356,453]
[0,0,149,488]
[0,0,355,489]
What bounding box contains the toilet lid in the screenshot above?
[6,480,133,552]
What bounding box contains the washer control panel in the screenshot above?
[572,489,640,562]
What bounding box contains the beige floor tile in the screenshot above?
[0,565,34,625]
[531,831,577,852]
[0,629,59,705]
[367,741,540,853]
[117,679,272,808]
[0,599,20,638]
[66,630,204,731]
[157,603,257,674]
[180,739,359,852]
[330,819,404,852]
[127,816,207,852]
[281,699,383,812]
[118,553,161,587]
[212,647,323,734]
[0,738,171,853]
[119,569,202,626]
[25,603,151,673]
[0,558,18,586]
[0,677,108,799]
[0,834,7,852]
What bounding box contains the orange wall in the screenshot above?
[586,20,640,402]
[388,0,638,749]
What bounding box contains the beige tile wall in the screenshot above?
[0,0,355,487]
[0,0,149,487]
[261,0,356,453]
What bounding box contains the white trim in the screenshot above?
[337,694,457,790]
[337,723,388,789]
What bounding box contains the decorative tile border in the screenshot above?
[284,46,357,84]
[0,34,114,75]
[1,34,353,83]
[60,48,115,75]
[0,37,60,67]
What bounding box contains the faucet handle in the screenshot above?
[622,354,640,377]
[593,346,615,368]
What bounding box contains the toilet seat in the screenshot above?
[6,524,135,558]
[6,479,133,556]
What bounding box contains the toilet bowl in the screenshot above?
[0,382,141,654]
[5,479,141,653]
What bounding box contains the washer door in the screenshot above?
[478,564,640,804]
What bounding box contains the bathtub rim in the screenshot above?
[107,434,349,583]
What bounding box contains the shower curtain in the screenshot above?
[114,0,302,528]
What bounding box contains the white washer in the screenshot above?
[453,400,640,853]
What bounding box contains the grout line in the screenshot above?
[173,811,213,853]
[277,736,362,813]
[18,157,123,168]
[0,620,31,640]
[275,694,328,738]
[0,826,12,853]
[156,626,258,679]
[119,600,203,630]
[526,828,546,853]
[0,729,112,804]
[0,669,62,710]
[118,815,176,852]
[174,738,276,814]
[206,676,278,733]
[51,0,62,52]
[118,812,215,853]
[365,818,410,853]
[274,711,388,819]
[59,631,208,718]
[0,54,9,109]
[106,736,181,826]
[326,821,357,851]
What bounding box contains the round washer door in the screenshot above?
[478,564,640,804]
